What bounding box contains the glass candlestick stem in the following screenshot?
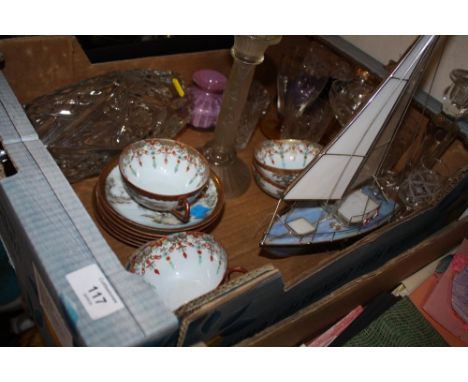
[201,35,281,197]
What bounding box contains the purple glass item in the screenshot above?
[190,87,223,129]
[190,70,227,129]
[193,69,227,93]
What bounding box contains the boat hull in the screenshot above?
[261,187,397,256]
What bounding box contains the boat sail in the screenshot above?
[260,36,441,254]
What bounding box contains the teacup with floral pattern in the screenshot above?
[127,232,228,311]
[254,139,321,188]
[119,139,210,222]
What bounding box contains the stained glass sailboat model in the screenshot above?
[260,36,440,254]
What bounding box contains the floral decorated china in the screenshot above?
[93,158,224,246]
[253,161,288,190]
[254,161,297,188]
[119,139,210,222]
[254,139,321,173]
[96,188,221,247]
[253,139,321,188]
[127,232,228,311]
[252,166,284,199]
[94,199,160,242]
[94,209,144,247]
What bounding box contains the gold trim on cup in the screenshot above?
[253,139,322,175]
[119,138,211,202]
[95,157,225,237]
[252,162,287,190]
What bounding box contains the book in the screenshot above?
[422,239,468,345]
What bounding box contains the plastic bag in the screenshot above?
[26,69,190,182]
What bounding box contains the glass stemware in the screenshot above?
[277,45,330,139]
[328,72,375,128]
[282,97,333,142]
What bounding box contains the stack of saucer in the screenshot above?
[252,139,321,199]
[94,157,224,247]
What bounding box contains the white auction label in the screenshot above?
[66,264,124,320]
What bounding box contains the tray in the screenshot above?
[1,36,467,346]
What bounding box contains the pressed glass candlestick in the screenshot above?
[201,35,281,197]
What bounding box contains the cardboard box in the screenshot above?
[0,36,467,346]
[236,216,468,346]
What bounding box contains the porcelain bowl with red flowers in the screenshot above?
[253,139,321,188]
[126,231,228,311]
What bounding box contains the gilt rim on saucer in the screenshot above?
[252,165,284,200]
[252,161,287,190]
[94,204,149,247]
[95,157,224,236]
[95,191,222,244]
[97,173,224,235]
[95,195,223,247]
